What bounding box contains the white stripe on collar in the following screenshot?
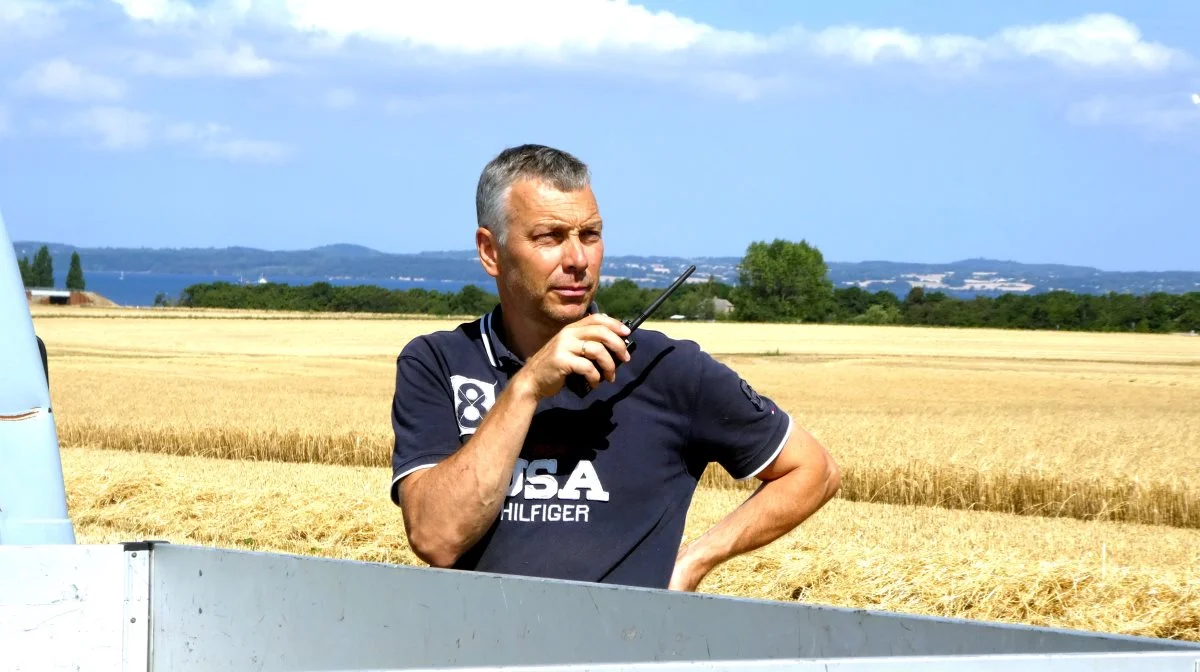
[481,311,499,368]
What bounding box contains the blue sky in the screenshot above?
[1,1,1198,271]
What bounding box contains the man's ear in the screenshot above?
[477,227,500,279]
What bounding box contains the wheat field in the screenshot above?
[35,306,1200,526]
[28,305,1200,640]
[65,447,1199,640]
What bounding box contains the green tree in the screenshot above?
[832,286,874,321]
[731,238,835,322]
[1175,293,1200,332]
[66,251,86,291]
[18,256,32,287]
[30,245,54,287]
[853,303,902,325]
[596,279,651,320]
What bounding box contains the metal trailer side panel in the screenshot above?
[350,652,1200,672]
[0,208,75,545]
[0,545,130,672]
[147,545,1200,672]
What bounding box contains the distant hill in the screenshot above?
[308,244,385,258]
[11,241,1200,296]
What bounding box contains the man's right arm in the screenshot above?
[398,373,539,567]
[396,314,631,568]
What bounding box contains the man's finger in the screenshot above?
[566,350,605,388]
[571,325,630,363]
[578,339,618,381]
[575,312,630,338]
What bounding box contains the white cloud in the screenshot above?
[62,106,153,149]
[161,120,227,142]
[279,0,760,57]
[201,137,290,162]
[324,87,356,110]
[111,0,197,24]
[997,14,1179,72]
[107,2,1185,75]
[1067,93,1200,136]
[384,93,468,117]
[0,0,59,37]
[795,14,1183,73]
[108,0,763,58]
[803,27,986,68]
[382,91,526,118]
[16,59,125,102]
[129,42,278,78]
[56,106,290,162]
[689,71,790,102]
[163,120,291,162]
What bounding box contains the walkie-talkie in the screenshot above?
[565,264,696,397]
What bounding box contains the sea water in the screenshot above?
[80,271,478,307]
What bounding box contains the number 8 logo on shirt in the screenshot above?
[450,375,497,435]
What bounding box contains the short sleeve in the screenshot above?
[688,348,793,481]
[389,340,462,506]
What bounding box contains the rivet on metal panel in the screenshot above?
[131,552,137,557]
[130,617,136,623]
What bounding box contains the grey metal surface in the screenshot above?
[353,652,1200,672]
[148,544,1199,671]
[0,545,128,671]
[0,208,75,545]
[123,548,151,671]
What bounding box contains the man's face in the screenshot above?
[483,178,604,327]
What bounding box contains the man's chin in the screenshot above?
[543,297,592,324]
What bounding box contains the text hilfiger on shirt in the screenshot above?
[501,457,609,523]
[500,502,591,523]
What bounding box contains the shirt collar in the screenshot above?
[482,301,600,371]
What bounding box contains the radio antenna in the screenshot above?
[625,264,695,332]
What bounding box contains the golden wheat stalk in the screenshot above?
[59,421,1199,529]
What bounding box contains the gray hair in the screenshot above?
[475,144,591,246]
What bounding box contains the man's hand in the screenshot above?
[667,425,841,593]
[668,544,708,592]
[516,313,632,398]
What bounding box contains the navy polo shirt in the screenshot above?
[389,304,793,589]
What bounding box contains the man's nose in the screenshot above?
[562,235,588,272]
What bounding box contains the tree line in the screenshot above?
[174,238,1200,334]
[18,245,87,291]
[176,281,498,316]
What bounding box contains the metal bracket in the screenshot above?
[121,540,170,553]
[122,541,157,672]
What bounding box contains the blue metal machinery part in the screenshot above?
[0,207,75,545]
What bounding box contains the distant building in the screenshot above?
[25,288,93,306]
[710,297,734,316]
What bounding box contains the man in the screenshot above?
[389,144,840,591]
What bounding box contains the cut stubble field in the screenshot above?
[29,305,1200,640]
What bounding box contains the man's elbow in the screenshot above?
[787,441,841,504]
[801,435,841,502]
[407,527,463,569]
[399,476,468,568]
[821,450,842,500]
